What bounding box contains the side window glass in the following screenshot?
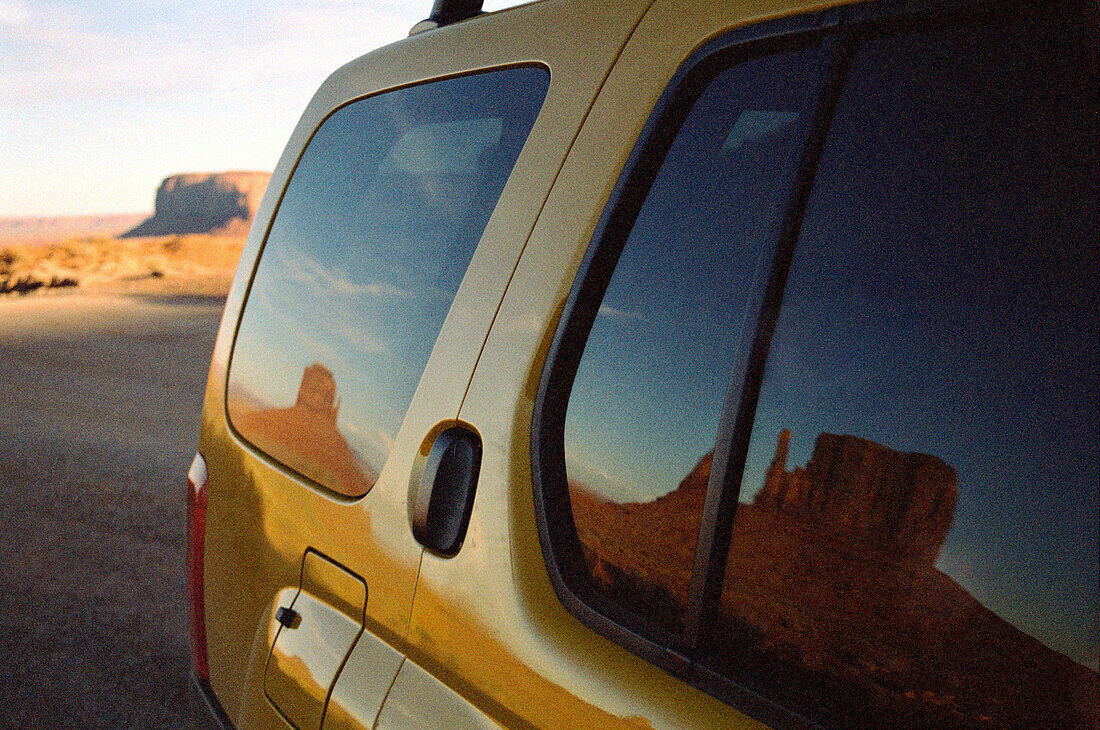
[714,8,1099,727]
[562,46,826,632]
[229,67,548,497]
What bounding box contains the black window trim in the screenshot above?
[529,0,1036,725]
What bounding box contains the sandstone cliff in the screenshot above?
[570,452,711,630]
[123,171,270,237]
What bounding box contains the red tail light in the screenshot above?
[187,453,209,683]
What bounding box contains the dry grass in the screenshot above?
[0,233,246,297]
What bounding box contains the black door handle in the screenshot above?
[275,606,300,629]
[410,425,482,556]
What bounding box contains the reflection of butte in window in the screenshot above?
[297,362,340,423]
[238,362,371,497]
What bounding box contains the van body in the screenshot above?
[188,0,1099,726]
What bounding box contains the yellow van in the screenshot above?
[187,0,1100,726]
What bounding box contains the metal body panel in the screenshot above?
[373,658,501,730]
[262,552,370,728]
[264,590,360,728]
[322,631,405,730]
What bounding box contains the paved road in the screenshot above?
[0,295,224,728]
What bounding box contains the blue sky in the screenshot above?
[0,0,519,217]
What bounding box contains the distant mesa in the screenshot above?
[123,171,271,238]
[0,171,270,296]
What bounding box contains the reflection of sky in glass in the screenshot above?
[230,67,548,478]
[565,47,825,503]
[739,19,1098,667]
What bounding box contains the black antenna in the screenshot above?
[410,0,484,34]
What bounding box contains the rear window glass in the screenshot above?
[228,67,548,497]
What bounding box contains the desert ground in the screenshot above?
[0,233,244,298]
[0,293,222,727]
[0,225,234,726]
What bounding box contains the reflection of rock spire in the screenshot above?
[296,362,338,423]
[758,428,791,509]
[239,361,373,497]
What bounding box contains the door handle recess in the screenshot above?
[411,425,482,556]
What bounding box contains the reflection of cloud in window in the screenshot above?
[565,457,630,502]
[278,247,394,298]
[253,281,389,360]
[361,282,410,299]
[722,110,800,151]
[289,253,416,303]
[596,304,645,322]
[379,118,503,175]
[276,244,449,309]
[257,244,398,358]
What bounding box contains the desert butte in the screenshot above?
[0,171,270,300]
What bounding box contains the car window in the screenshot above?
[228,67,548,497]
[561,44,828,633]
[711,7,1099,726]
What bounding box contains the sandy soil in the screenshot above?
[0,293,224,727]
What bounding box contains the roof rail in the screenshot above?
[409,0,485,35]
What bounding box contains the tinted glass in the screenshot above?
[714,8,1099,727]
[229,67,548,497]
[564,47,825,631]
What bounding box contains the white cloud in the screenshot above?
[361,282,410,299]
[0,0,30,25]
[0,1,418,105]
[277,246,412,303]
